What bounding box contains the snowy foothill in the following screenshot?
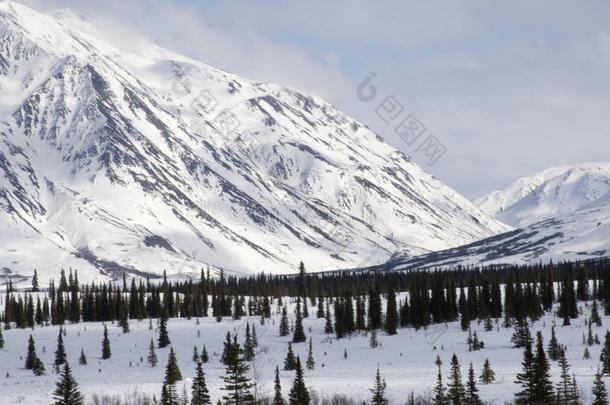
[0,291,609,404]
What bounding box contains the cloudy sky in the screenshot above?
[18,0,610,199]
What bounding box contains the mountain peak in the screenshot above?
[476,162,610,228]
[0,1,508,283]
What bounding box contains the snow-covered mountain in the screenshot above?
[0,2,509,283]
[374,202,610,272]
[476,163,610,228]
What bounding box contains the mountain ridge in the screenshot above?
[0,1,509,284]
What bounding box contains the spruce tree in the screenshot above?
[25,334,36,369]
[101,324,111,359]
[447,354,465,405]
[148,338,158,367]
[55,327,67,372]
[33,356,46,376]
[273,365,286,405]
[158,317,171,348]
[288,356,310,405]
[306,337,315,370]
[556,348,573,404]
[293,298,306,343]
[593,300,603,326]
[602,331,610,374]
[465,363,482,405]
[221,334,254,404]
[324,301,333,334]
[548,325,561,360]
[479,359,495,384]
[221,332,232,365]
[193,346,199,362]
[0,325,4,348]
[201,345,209,363]
[532,331,554,403]
[78,348,87,366]
[511,319,531,348]
[370,328,379,348]
[370,366,388,404]
[165,348,183,384]
[244,322,255,361]
[53,362,84,405]
[433,356,447,405]
[32,269,39,292]
[593,367,609,405]
[279,307,289,337]
[191,361,211,405]
[284,343,297,370]
[384,289,398,335]
[515,336,535,403]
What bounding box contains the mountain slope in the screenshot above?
[0,1,508,283]
[476,163,610,228]
[373,203,610,272]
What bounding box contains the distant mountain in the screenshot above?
[476,163,610,228]
[376,203,610,272]
[0,2,508,283]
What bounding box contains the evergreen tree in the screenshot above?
[284,343,297,370]
[288,356,310,405]
[279,307,289,337]
[55,327,67,372]
[101,324,111,359]
[465,363,482,405]
[602,331,610,374]
[221,332,233,365]
[244,322,255,361]
[433,356,448,405]
[324,301,333,334]
[384,289,398,335]
[201,345,209,363]
[532,331,554,403]
[306,337,315,370]
[479,358,495,384]
[0,325,4,348]
[593,367,609,405]
[33,356,46,376]
[25,334,38,370]
[593,300,603,326]
[515,336,535,403]
[585,347,592,359]
[148,338,158,367]
[293,298,306,343]
[221,334,254,404]
[252,324,258,347]
[370,366,388,405]
[370,328,379,348]
[273,366,285,405]
[191,361,211,405]
[165,348,183,384]
[447,354,465,405]
[193,346,199,362]
[548,325,561,361]
[556,348,574,404]
[53,362,84,405]
[159,317,171,348]
[511,319,531,348]
[31,269,39,292]
[78,348,87,366]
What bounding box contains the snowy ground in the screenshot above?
[0,295,607,404]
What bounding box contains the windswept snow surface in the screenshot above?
[0,293,606,404]
[0,1,508,284]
